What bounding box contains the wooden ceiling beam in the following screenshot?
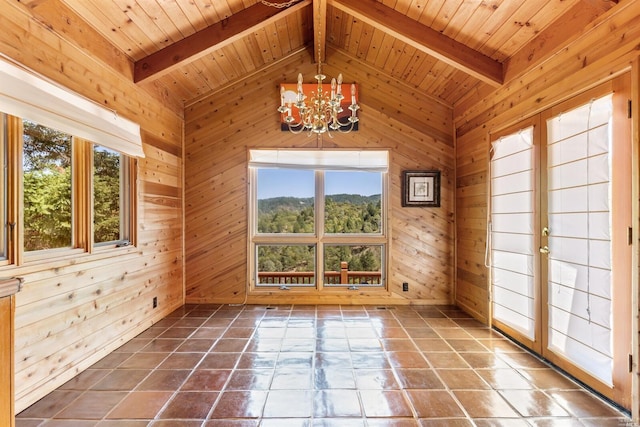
[313,0,327,64]
[134,0,312,83]
[329,0,503,87]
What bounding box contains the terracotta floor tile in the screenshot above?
[351,352,390,369]
[91,370,151,391]
[312,420,365,427]
[136,369,190,391]
[460,352,510,369]
[158,352,204,369]
[59,369,110,390]
[419,419,474,427]
[446,339,489,352]
[314,368,357,389]
[413,338,452,352]
[158,327,196,339]
[348,338,384,352]
[199,352,241,369]
[237,352,279,369]
[476,369,534,390]
[106,391,173,419]
[367,420,419,427]
[141,338,184,353]
[271,368,312,389]
[211,338,248,352]
[276,352,314,368]
[313,390,362,417]
[281,338,316,352]
[180,369,231,391]
[498,390,570,417]
[395,369,444,389]
[520,369,581,390]
[354,369,400,389]
[209,390,268,418]
[315,351,352,368]
[55,391,128,419]
[375,327,409,339]
[382,339,419,352]
[263,390,313,418]
[191,327,225,339]
[17,390,83,418]
[547,390,624,417]
[89,352,131,369]
[158,391,218,419]
[454,390,520,418]
[423,352,469,368]
[17,304,631,426]
[118,352,168,369]
[498,352,549,369]
[387,351,430,369]
[437,369,490,390]
[406,390,465,418]
[204,420,259,426]
[259,419,310,427]
[226,369,274,390]
[359,390,413,417]
[317,338,350,352]
[244,337,283,352]
[177,338,214,352]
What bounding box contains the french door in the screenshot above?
[489,75,632,408]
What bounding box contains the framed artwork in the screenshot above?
[402,170,440,207]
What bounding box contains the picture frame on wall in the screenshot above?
[402,170,441,207]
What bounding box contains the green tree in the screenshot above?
[23,121,72,251]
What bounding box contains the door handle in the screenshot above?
[539,246,550,254]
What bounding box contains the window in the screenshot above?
[249,150,388,290]
[23,120,73,251]
[93,145,131,245]
[0,114,136,264]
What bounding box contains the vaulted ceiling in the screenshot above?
[37,0,619,111]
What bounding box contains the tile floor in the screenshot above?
[16,304,632,426]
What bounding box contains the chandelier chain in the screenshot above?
[260,0,300,8]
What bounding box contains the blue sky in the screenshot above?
[257,169,381,199]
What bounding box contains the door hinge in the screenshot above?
[628,100,632,119]
[629,354,633,373]
[629,227,633,245]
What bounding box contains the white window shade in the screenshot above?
[249,149,388,171]
[0,57,144,158]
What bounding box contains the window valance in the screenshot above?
[0,57,144,158]
[249,149,388,172]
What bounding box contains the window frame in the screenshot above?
[0,113,138,266]
[248,158,388,292]
[91,143,135,249]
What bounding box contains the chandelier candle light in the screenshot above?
[278,67,360,136]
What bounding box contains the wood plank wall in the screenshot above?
[0,1,184,411]
[184,48,455,306]
[454,0,640,323]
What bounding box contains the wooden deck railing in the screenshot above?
[258,261,381,285]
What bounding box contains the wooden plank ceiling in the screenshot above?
[54,0,618,109]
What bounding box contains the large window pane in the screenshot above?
[325,171,381,234]
[257,169,314,233]
[257,245,315,287]
[94,145,128,245]
[23,120,72,251]
[324,244,383,286]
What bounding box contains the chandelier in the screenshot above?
[277,63,360,137]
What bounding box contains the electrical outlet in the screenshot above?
[153,296,158,308]
[402,282,409,292]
